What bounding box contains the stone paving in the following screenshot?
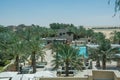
[43,49,120,71]
[92,61,120,71]
[35,49,120,77]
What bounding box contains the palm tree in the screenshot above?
[78,26,86,38]
[0,28,26,72]
[21,26,44,73]
[109,0,120,15]
[101,47,119,69]
[0,30,14,67]
[116,32,120,44]
[110,31,120,44]
[99,39,119,69]
[88,47,101,67]
[92,32,105,44]
[36,49,46,63]
[89,39,119,69]
[52,44,83,76]
[10,39,25,71]
[86,29,94,38]
[110,31,117,43]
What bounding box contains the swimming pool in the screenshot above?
[79,46,88,58]
[73,46,88,58]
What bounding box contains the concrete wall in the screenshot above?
[39,77,88,80]
[38,70,120,80]
[114,71,120,80]
[92,70,120,80]
[92,70,114,79]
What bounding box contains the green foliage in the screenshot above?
[110,31,120,44]
[20,26,45,73]
[92,27,120,29]
[77,26,86,38]
[99,39,111,51]
[1,23,120,71]
[50,23,74,29]
[109,0,120,15]
[0,24,46,72]
[0,66,4,72]
[114,0,120,14]
[4,60,10,65]
[88,38,120,69]
[52,43,83,76]
[92,32,105,44]
[86,29,94,37]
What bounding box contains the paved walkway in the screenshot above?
[92,61,120,71]
[44,49,54,70]
[43,49,120,71]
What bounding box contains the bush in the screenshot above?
[0,66,3,72]
[0,60,10,66]
[4,60,10,65]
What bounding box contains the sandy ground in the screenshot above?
[44,49,54,70]
[93,29,120,39]
[36,49,54,71]
[92,60,120,71]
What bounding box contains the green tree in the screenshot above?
[98,39,111,69]
[52,44,82,76]
[78,26,86,38]
[92,32,105,44]
[114,0,120,15]
[116,32,120,44]
[88,47,101,67]
[100,48,119,69]
[110,31,120,44]
[86,29,94,38]
[10,35,25,71]
[0,30,14,66]
[109,0,120,15]
[110,31,118,43]
[89,39,119,69]
[21,26,44,73]
[50,23,74,29]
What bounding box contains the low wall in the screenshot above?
[39,77,87,80]
[38,70,120,80]
[92,70,114,80]
[114,71,120,80]
[92,70,120,80]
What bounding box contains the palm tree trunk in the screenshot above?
[96,56,100,67]
[56,53,59,69]
[119,40,120,44]
[15,55,19,71]
[32,51,36,73]
[102,54,106,69]
[96,59,100,67]
[41,57,43,62]
[65,61,69,76]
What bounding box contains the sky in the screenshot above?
[0,0,120,27]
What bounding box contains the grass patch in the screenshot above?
[0,66,4,72]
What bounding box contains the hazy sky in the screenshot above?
[0,0,120,27]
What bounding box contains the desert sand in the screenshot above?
[93,29,120,39]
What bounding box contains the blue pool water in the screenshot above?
[73,46,88,58]
[79,46,88,58]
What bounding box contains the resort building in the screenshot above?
[44,28,74,44]
[57,29,74,41]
